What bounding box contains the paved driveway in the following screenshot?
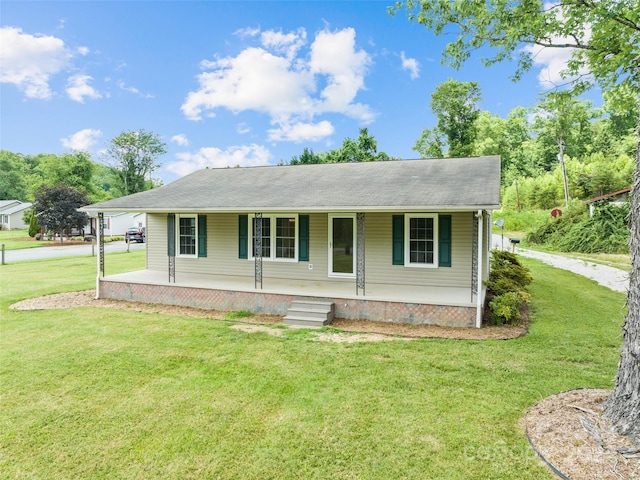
[2,241,145,263]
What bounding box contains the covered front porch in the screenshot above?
[97,270,484,327]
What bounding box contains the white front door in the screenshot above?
[328,214,356,277]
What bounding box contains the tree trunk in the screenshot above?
[603,112,640,443]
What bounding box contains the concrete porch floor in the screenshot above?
[100,269,478,308]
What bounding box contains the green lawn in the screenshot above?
[0,229,51,250]
[0,253,626,479]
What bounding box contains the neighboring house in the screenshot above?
[0,200,33,230]
[81,157,501,328]
[585,187,631,216]
[86,212,147,237]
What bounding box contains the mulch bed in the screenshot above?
[524,389,640,479]
[10,290,527,340]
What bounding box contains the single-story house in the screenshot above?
[81,156,501,328]
[87,212,146,237]
[585,187,631,216]
[0,200,33,230]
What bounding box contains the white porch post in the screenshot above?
[95,213,104,299]
[476,210,484,328]
[486,212,492,277]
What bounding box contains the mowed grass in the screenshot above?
[0,229,52,250]
[0,253,627,479]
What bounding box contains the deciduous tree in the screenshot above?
[430,79,481,157]
[105,129,166,196]
[325,128,391,163]
[0,150,28,201]
[38,152,97,198]
[289,147,323,165]
[289,128,391,164]
[33,185,89,243]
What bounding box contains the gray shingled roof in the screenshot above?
[0,201,32,215]
[82,156,501,213]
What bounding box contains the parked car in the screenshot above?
[125,227,145,243]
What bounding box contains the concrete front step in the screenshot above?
[283,315,332,327]
[286,307,331,321]
[284,300,335,328]
[289,300,335,311]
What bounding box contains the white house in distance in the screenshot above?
[86,212,146,238]
[81,157,500,328]
[585,187,631,217]
[0,200,32,230]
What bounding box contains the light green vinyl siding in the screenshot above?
[146,212,473,289]
[147,213,338,283]
[364,213,472,289]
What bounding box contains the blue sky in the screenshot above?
[1,1,591,185]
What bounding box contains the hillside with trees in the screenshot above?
[0,129,166,238]
[0,129,167,205]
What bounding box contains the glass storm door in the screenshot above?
[329,215,355,277]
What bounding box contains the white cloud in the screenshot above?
[167,144,272,176]
[235,26,261,39]
[61,128,102,150]
[66,74,102,102]
[523,2,592,88]
[400,51,419,80]
[261,28,307,59]
[0,26,73,99]
[524,43,591,88]
[171,134,189,146]
[268,120,334,142]
[181,27,375,142]
[116,80,139,94]
[237,123,251,134]
[308,28,373,118]
[77,46,89,56]
[182,45,315,121]
[107,79,153,98]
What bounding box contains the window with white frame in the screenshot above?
[405,214,438,267]
[250,215,297,261]
[276,217,296,259]
[252,217,271,258]
[178,215,197,256]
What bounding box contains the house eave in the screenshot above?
[81,204,501,214]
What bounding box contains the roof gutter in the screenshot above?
[80,204,501,214]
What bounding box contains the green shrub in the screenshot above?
[104,236,125,243]
[486,250,532,325]
[489,292,528,325]
[27,210,41,237]
[486,250,532,291]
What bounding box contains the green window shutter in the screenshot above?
[392,215,404,265]
[238,215,248,259]
[198,214,207,258]
[299,215,309,261]
[439,214,452,267]
[167,214,175,257]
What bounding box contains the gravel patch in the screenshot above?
[491,235,629,293]
[517,248,629,293]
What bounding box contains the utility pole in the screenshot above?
[558,141,569,209]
